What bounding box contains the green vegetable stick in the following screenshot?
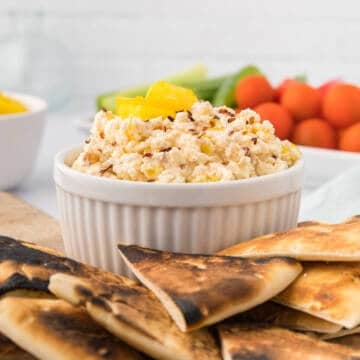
[97,63,208,112]
[212,65,261,107]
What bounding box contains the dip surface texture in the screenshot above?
[72,102,301,183]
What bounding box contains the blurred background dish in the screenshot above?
[0,92,47,190]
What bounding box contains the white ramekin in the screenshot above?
[0,93,47,190]
[54,146,304,276]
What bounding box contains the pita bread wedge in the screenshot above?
[219,215,360,261]
[0,292,145,360]
[322,327,360,341]
[49,273,221,360]
[275,262,360,329]
[0,332,36,360]
[0,235,83,294]
[238,302,342,334]
[330,334,360,350]
[117,244,302,332]
[218,322,360,360]
[0,235,118,295]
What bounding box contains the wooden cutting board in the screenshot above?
[0,192,64,252]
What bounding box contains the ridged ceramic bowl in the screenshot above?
[55,145,304,276]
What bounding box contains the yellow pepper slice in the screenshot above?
[146,81,197,112]
[115,81,197,120]
[117,96,176,120]
[0,93,27,114]
[116,96,145,118]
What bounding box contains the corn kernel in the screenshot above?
[200,142,212,154]
[143,165,162,180]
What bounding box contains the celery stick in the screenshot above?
[181,75,229,101]
[212,65,261,107]
[97,63,208,111]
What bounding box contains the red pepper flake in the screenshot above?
[147,179,155,182]
[100,165,112,174]
[214,115,220,120]
[160,147,172,152]
[168,116,174,122]
[249,116,255,124]
[218,108,234,115]
[111,141,117,146]
[209,120,216,127]
[228,130,235,136]
[272,155,277,159]
[85,138,90,144]
[189,129,199,135]
[243,147,251,157]
[143,153,152,158]
[251,137,258,145]
[101,107,108,112]
[187,111,195,122]
[228,117,236,123]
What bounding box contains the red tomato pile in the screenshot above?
[234,75,360,152]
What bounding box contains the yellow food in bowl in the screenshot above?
[0,93,27,115]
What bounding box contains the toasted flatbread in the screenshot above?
[0,235,119,295]
[275,262,360,329]
[238,302,342,334]
[49,273,221,360]
[0,235,84,294]
[323,327,360,341]
[0,332,36,360]
[330,334,360,350]
[218,322,360,360]
[218,215,360,261]
[117,244,302,332]
[0,292,145,360]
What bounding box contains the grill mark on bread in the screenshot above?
[0,273,48,295]
[0,236,89,294]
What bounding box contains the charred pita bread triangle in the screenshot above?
[218,322,360,360]
[49,273,221,360]
[0,331,36,360]
[0,235,87,295]
[0,236,220,359]
[275,262,360,329]
[238,302,342,334]
[117,244,302,332]
[330,334,360,350]
[0,291,144,360]
[322,326,360,341]
[218,215,360,261]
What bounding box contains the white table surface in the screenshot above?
[8,112,328,218]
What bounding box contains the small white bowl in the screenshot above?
[0,93,47,190]
[55,146,304,276]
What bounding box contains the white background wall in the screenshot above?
[1,0,360,110]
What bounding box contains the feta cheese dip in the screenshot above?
[72,102,301,183]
